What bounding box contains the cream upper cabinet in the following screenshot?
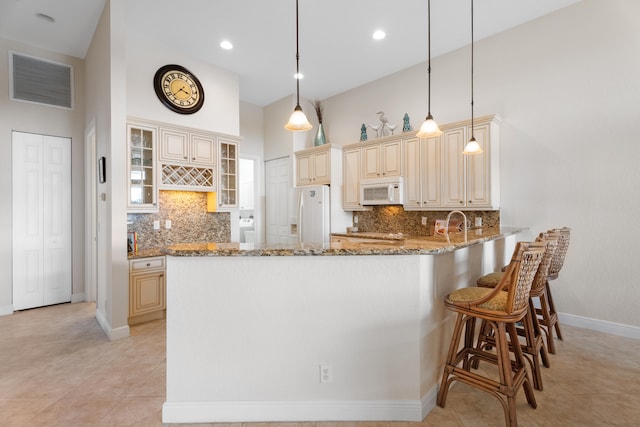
[295,145,331,186]
[441,127,467,208]
[403,136,441,210]
[191,133,216,164]
[361,139,402,179]
[159,128,215,166]
[217,138,238,211]
[341,114,501,212]
[441,115,501,210]
[127,122,158,213]
[342,146,371,211]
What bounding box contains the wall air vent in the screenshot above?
[10,51,73,109]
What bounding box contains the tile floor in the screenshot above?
[1,302,639,426]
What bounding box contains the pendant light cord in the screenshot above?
[295,0,301,108]
[470,0,475,139]
[427,0,432,116]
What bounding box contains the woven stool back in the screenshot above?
[548,227,571,278]
[502,241,546,314]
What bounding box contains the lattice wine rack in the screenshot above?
[161,164,214,189]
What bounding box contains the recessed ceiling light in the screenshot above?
[36,13,55,23]
[294,72,304,80]
[372,30,386,40]
[220,40,233,50]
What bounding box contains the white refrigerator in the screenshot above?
[297,185,331,245]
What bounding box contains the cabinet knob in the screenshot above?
[183,156,188,159]
[146,263,151,267]
[459,201,463,204]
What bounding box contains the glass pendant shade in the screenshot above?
[285,105,312,131]
[463,136,482,154]
[416,114,443,138]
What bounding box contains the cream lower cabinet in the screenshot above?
[129,256,166,325]
[403,136,441,210]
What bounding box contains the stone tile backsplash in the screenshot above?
[353,206,500,236]
[127,191,230,250]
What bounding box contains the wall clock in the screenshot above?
[153,64,205,114]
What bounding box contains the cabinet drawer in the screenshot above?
[130,256,165,271]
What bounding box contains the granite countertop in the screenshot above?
[128,248,164,259]
[161,226,526,257]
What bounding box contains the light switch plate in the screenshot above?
[153,220,160,230]
[165,220,172,229]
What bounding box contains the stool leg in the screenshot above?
[463,316,477,371]
[522,300,544,391]
[471,319,493,369]
[546,281,564,340]
[530,297,550,368]
[538,286,556,354]
[507,322,537,409]
[437,313,466,408]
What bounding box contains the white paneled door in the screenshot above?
[12,131,72,310]
[265,157,293,245]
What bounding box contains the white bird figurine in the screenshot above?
[367,123,382,138]
[375,111,397,136]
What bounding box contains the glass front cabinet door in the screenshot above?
[217,138,238,210]
[127,123,158,212]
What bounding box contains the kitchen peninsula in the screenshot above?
[161,227,527,423]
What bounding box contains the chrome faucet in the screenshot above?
[445,210,468,243]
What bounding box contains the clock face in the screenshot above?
[153,64,205,114]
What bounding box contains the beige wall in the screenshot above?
[266,0,640,328]
[125,35,240,136]
[0,38,87,314]
[84,0,131,337]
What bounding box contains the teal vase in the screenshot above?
[314,123,326,146]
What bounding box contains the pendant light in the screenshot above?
[416,0,442,138]
[463,0,482,154]
[284,0,313,131]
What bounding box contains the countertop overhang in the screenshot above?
[160,226,526,257]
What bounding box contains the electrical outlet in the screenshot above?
[354,216,358,224]
[165,220,172,229]
[475,217,482,227]
[153,220,160,230]
[320,364,333,383]
[421,216,427,225]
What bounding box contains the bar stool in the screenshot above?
[538,227,571,354]
[437,241,545,427]
[476,227,571,355]
[474,232,559,391]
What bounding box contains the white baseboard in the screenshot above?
[421,384,438,419]
[95,308,130,341]
[71,293,85,303]
[559,312,640,340]
[0,304,14,316]
[163,398,427,424]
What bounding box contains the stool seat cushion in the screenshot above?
[447,287,508,311]
[477,271,505,287]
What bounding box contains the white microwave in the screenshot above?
[360,177,404,205]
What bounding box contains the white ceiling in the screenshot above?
[0,0,581,107]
